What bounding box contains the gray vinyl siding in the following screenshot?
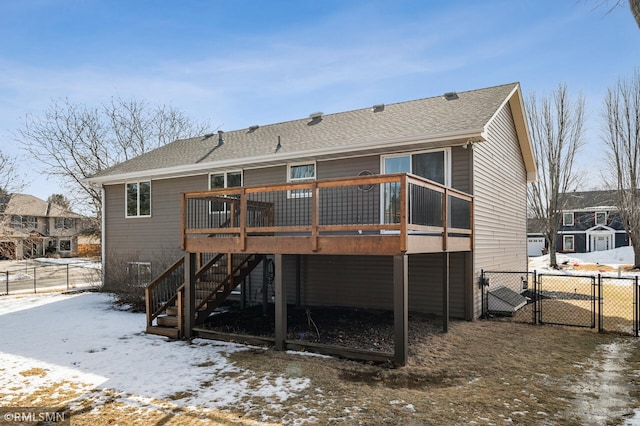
[104,149,474,315]
[104,175,207,278]
[472,103,528,317]
[293,253,466,318]
[317,155,380,178]
[408,253,466,318]
[244,166,287,186]
[451,146,471,194]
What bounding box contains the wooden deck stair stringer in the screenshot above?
[147,253,264,338]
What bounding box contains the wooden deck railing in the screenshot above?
[181,173,473,255]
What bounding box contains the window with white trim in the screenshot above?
[210,171,242,190]
[59,239,71,252]
[595,211,607,225]
[209,171,243,219]
[126,181,151,218]
[563,235,575,252]
[287,162,316,198]
[55,218,76,229]
[381,149,451,224]
[563,212,574,226]
[127,262,152,287]
[382,149,450,186]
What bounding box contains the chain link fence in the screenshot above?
[482,270,640,336]
[0,259,102,295]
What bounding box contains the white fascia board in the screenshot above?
[86,129,485,185]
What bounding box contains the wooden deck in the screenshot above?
[181,173,473,256]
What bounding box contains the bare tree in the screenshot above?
[595,0,640,27]
[16,98,209,218]
[602,69,640,268]
[0,149,26,196]
[632,0,640,27]
[527,84,586,268]
[47,193,71,210]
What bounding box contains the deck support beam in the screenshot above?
[393,254,408,366]
[183,252,197,338]
[442,252,450,332]
[274,254,287,351]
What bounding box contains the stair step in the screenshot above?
[157,315,179,327]
[147,325,180,339]
[166,306,179,316]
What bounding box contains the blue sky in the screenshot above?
[0,0,638,203]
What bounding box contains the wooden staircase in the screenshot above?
[146,253,264,339]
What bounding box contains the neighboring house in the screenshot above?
[87,82,536,365]
[527,217,547,257]
[557,190,629,253]
[0,194,88,259]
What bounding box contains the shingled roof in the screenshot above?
[88,82,532,184]
[559,190,619,211]
[3,194,84,218]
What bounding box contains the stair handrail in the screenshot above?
[145,257,185,327]
[146,253,226,327]
[194,254,257,313]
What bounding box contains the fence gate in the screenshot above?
[538,274,596,329]
[482,270,640,337]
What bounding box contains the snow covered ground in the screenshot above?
[0,292,311,421]
[529,246,639,277]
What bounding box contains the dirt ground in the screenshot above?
[7,309,640,425]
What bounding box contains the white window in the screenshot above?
[127,262,152,287]
[126,181,151,218]
[381,149,450,224]
[563,212,574,226]
[59,239,72,252]
[287,162,316,198]
[209,171,243,220]
[210,171,243,190]
[563,235,575,252]
[595,211,607,225]
[55,218,76,229]
[382,148,450,186]
[12,216,37,229]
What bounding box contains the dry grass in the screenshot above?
[4,320,640,425]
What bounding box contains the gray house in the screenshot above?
[88,82,536,365]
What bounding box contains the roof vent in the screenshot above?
[372,104,385,112]
[443,92,459,101]
[217,130,224,146]
[308,112,323,125]
[203,133,214,139]
[247,125,259,133]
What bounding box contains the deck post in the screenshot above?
[183,252,197,338]
[274,254,287,351]
[442,252,450,332]
[393,254,408,366]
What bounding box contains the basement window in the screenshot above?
[128,262,152,287]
